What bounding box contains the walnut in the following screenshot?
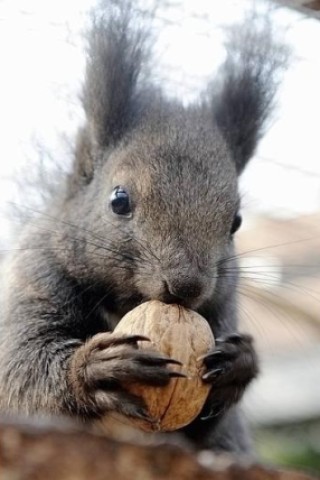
[113,300,214,432]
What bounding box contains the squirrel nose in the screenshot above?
[164,278,203,301]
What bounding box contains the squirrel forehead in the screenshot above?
[107,120,239,205]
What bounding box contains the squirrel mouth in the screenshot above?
[155,292,204,310]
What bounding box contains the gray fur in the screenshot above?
[211,15,289,172]
[0,0,287,455]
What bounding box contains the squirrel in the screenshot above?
[0,0,288,455]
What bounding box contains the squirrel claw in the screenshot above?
[169,371,187,379]
[121,335,151,344]
[202,368,225,382]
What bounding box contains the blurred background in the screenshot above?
[0,0,319,475]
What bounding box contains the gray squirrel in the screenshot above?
[0,1,288,455]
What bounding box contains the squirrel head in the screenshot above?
[57,1,288,315]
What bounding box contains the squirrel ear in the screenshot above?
[82,0,151,149]
[210,15,289,174]
[69,1,154,192]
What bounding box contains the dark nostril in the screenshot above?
[165,279,202,300]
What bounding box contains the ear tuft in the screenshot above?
[82,0,152,148]
[210,14,290,174]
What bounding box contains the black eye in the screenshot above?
[231,214,242,235]
[110,186,132,217]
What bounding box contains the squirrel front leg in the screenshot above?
[0,299,182,421]
[67,331,184,420]
[180,292,259,453]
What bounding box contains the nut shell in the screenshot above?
[113,300,215,432]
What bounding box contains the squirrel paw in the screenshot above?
[199,333,259,420]
[67,332,183,420]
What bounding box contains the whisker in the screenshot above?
[231,283,313,347]
[83,285,116,322]
[6,203,147,266]
[219,235,320,264]
[12,218,143,267]
[101,215,160,264]
[8,202,110,246]
[221,264,319,272]
[219,270,320,306]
